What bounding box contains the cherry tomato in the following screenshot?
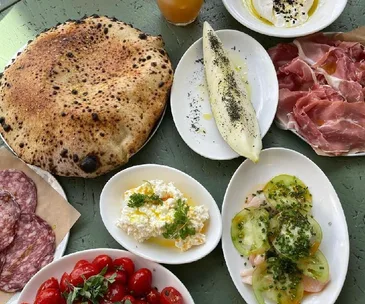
[160,287,183,304]
[113,257,135,277]
[104,269,128,285]
[36,277,60,297]
[92,254,113,273]
[122,295,136,304]
[74,259,90,269]
[147,289,161,304]
[59,272,71,293]
[69,263,98,286]
[135,301,148,304]
[34,288,64,304]
[128,268,152,297]
[105,281,127,301]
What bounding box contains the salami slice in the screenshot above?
[0,213,55,292]
[0,191,20,252]
[0,169,37,213]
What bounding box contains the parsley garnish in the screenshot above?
[127,193,163,208]
[163,199,196,240]
[65,267,116,304]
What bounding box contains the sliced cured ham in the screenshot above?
[0,213,55,292]
[268,43,298,69]
[294,33,336,66]
[0,191,20,252]
[0,169,37,213]
[278,58,317,91]
[270,33,365,155]
[293,89,365,155]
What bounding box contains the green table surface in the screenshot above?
[0,0,364,303]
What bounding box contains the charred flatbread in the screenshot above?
[0,16,173,177]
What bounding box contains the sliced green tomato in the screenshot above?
[231,208,270,257]
[308,216,323,255]
[253,259,304,304]
[263,174,312,212]
[297,250,330,283]
[270,210,322,261]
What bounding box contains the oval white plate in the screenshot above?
[18,248,195,304]
[222,148,349,304]
[100,164,222,264]
[171,29,278,160]
[222,0,347,38]
[7,165,69,304]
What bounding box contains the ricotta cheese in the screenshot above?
[117,180,209,251]
[252,0,314,27]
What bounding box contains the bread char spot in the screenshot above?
[79,155,99,173]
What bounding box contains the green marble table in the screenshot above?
[0,0,364,303]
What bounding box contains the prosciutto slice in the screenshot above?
[293,88,365,155]
[278,58,317,91]
[270,33,365,156]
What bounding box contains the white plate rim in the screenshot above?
[221,147,350,304]
[18,248,195,304]
[99,163,223,265]
[171,29,278,161]
[6,165,69,304]
[221,0,348,38]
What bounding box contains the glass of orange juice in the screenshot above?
[156,0,204,26]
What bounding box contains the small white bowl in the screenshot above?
[222,148,349,304]
[100,164,222,264]
[222,0,348,38]
[18,248,195,304]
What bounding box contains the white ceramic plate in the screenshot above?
[171,29,278,160]
[7,165,69,304]
[100,164,222,264]
[18,248,195,304]
[222,0,348,38]
[222,148,349,304]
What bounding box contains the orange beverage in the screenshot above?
[156,0,204,26]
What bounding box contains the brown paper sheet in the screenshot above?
[334,26,365,45]
[0,147,80,302]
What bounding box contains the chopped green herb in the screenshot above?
[163,199,196,240]
[127,193,163,208]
